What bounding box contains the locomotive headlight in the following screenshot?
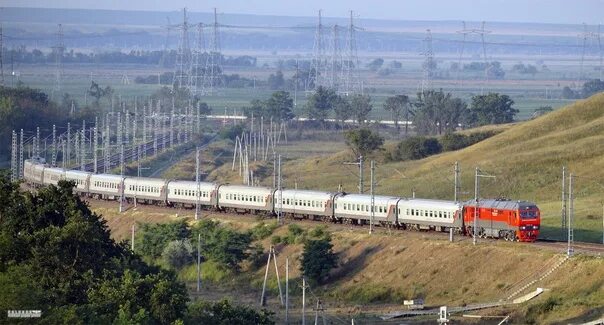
[520,226,526,230]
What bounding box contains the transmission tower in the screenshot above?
[456,21,491,93]
[578,23,602,82]
[51,24,65,93]
[308,10,326,91]
[204,8,223,94]
[0,24,4,87]
[191,23,206,96]
[173,8,192,92]
[420,29,435,92]
[342,11,361,95]
[329,24,342,91]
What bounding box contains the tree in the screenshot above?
[367,58,384,72]
[191,220,252,272]
[267,70,285,90]
[349,94,373,124]
[135,220,191,258]
[305,86,338,122]
[582,79,604,98]
[561,86,578,99]
[333,95,351,129]
[0,177,189,323]
[383,95,411,134]
[300,238,338,284]
[162,240,194,269]
[469,93,518,126]
[264,91,294,122]
[414,90,469,135]
[344,128,384,158]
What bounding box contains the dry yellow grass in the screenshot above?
[207,93,604,242]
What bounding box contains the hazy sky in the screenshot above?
[3,0,603,24]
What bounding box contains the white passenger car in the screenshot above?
[166,181,218,207]
[89,174,124,198]
[397,198,461,229]
[218,185,273,212]
[275,189,335,217]
[123,177,168,202]
[42,167,66,186]
[65,170,92,192]
[23,160,45,185]
[334,194,401,223]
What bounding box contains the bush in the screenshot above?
[185,299,274,325]
[220,124,245,140]
[395,136,442,161]
[300,238,338,284]
[136,220,191,258]
[439,131,496,151]
[162,239,194,269]
[249,222,279,241]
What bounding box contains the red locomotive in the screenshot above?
[462,199,540,242]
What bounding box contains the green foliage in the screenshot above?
[136,220,191,258]
[162,239,194,269]
[349,94,373,124]
[191,220,252,271]
[344,128,385,158]
[185,299,274,325]
[561,86,579,99]
[0,176,188,324]
[414,90,469,135]
[333,95,352,127]
[244,91,294,122]
[220,123,245,140]
[532,106,554,119]
[267,70,285,90]
[367,58,384,71]
[524,296,562,324]
[582,79,604,98]
[300,238,338,284]
[439,131,497,152]
[305,86,339,121]
[469,93,518,126]
[87,80,114,106]
[0,86,67,159]
[394,136,442,161]
[383,94,412,133]
[249,222,279,241]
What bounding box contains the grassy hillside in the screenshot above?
[94,202,604,324]
[208,93,604,242]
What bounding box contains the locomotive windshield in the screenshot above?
[520,209,539,219]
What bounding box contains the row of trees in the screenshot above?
[562,79,604,99]
[7,47,257,67]
[242,88,518,136]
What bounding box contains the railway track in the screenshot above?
[534,239,604,255]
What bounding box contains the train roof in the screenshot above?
[464,199,537,210]
[401,198,462,209]
[65,170,92,176]
[90,174,124,181]
[220,184,274,193]
[280,189,334,198]
[336,194,401,204]
[167,180,216,187]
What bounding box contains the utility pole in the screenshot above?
[567,173,574,257]
[19,129,24,178]
[561,166,567,228]
[0,24,4,87]
[278,154,283,225]
[285,257,289,324]
[474,167,496,245]
[309,10,325,90]
[343,10,361,95]
[454,161,460,202]
[51,125,57,166]
[302,277,307,325]
[456,21,491,92]
[343,155,364,193]
[369,160,375,235]
[260,246,284,307]
[131,224,135,251]
[11,130,17,182]
[119,144,125,213]
[195,147,201,220]
[197,233,202,292]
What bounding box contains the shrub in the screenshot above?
[439,131,496,151]
[249,222,279,241]
[300,238,338,284]
[395,136,442,161]
[162,239,194,269]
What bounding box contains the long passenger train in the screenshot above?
[23,159,540,242]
